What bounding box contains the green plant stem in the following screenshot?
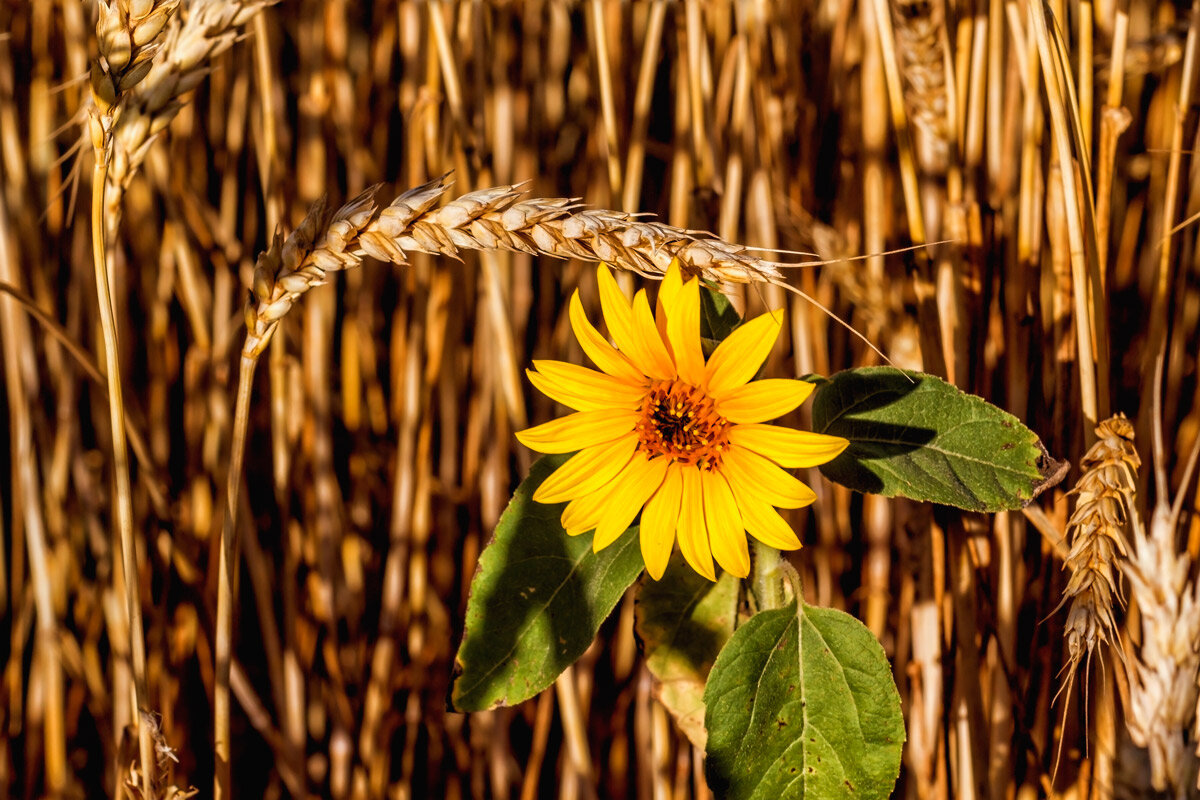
[751,540,787,612]
[215,353,259,800]
[91,158,155,793]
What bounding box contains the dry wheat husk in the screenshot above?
[243,175,788,356]
[1123,502,1200,796]
[88,0,179,159]
[86,0,274,232]
[1056,415,1139,693]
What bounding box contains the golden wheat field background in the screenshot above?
[2,0,1200,797]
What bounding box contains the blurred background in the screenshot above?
[1,0,1199,797]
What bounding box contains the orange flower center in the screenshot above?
[636,380,730,470]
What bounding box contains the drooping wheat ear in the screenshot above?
[87,0,179,161]
[100,0,274,232]
[888,0,952,175]
[1056,414,1139,697]
[243,175,787,356]
[1122,497,1200,796]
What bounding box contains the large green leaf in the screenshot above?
[811,366,1067,511]
[451,455,646,711]
[634,556,740,749]
[704,601,904,799]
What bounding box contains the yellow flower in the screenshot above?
[516,261,848,581]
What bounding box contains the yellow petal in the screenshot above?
[655,259,685,337]
[515,408,637,454]
[667,278,705,386]
[593,454,669,551]
[725,475,802,550]
[640,464,683,579]
[702,469,749,577]
[533,435,638,504]
[631,289,676,378]
[715,379,815,423]
[561,484,609,536]
[528,361,645,412]
[704,310,784,395]
[598,265,673,380]
[720,445,817,509]
[676,468,715,580]
[570,291,644,383]
[729,425,849,468]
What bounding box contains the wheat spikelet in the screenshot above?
[243,175,787,356]
[1123,498,1200,796]
[93,0,273,232]
[1056,415,1139,696]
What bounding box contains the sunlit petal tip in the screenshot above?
[516,409,637,454]
[568,291,644,383]
[643,555,668,581]
[714,378,816,423]
[665,257,684,282]
[729,425,850,469]
[676,471,717,580]
[702,471,750,578]
[533,436,638,504]
[639,465,683,580]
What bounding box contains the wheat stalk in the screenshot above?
[87,2,179,795]
[87,1,273,796]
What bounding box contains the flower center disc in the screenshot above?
[636,380,730,469]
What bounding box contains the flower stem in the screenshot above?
[750,540,787,611]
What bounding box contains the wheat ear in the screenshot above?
[1051,414,1138,783]
[91,0,275,237]
[1058,415,1138,677]
[242,175,787,356]
[1123,489,1200,796]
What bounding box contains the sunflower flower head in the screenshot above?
[516,261,848,581]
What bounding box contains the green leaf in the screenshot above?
[700,284,743,353]
[451,455,646,711]
[811,366,1068,511]
[704,601,904,800]
[634,556,741,749]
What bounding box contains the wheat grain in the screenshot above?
[243,176,787,356]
